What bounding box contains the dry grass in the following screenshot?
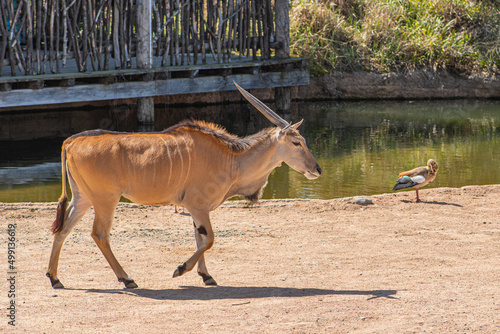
[290,0,500,75]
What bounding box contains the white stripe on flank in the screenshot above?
[171,136,184,188]
[181,136,192,187]
[158,135,173,186]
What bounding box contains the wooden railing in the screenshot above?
[0,0,280,76]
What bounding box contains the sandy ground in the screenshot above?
[1,185,500,333]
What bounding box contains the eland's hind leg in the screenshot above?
[91,202,138,288]
[46,195,92,289]
[173,209,215,282]
[193,221,217,286]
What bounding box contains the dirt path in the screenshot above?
[1,185,500,333]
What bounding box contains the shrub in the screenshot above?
[289,0,500,75]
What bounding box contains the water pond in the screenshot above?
[1,99,499,202]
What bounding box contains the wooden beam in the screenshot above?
[136,0,154,128]
[0,71,309,109]
[274,0,292,111]
[275,0,290,59]
[0,58,306,85]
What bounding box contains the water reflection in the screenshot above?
[0,99,498,202]
[268,100,499,199]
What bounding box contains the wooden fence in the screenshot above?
[0,0,280,76]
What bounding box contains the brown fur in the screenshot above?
[162,119,276,153]
[68,119,275,154]
[51,195,68,233]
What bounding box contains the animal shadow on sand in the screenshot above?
[401,200,463,207]
[79,286,399,301]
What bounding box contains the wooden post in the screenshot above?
[136,0,155,131]
[274,0,291,112]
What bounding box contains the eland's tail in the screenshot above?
[51,148,68,233]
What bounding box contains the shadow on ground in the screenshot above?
[76,286,399,301]
[401,199,462,207]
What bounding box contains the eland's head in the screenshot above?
[234,82,322,180]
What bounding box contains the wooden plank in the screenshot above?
[0,71,309,108]
[0,82,12,92]
[26,80,45,90]
[0,57,307,84]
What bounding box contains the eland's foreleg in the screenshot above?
[192,221,217,285]
[173,209,215,282]
[91,202,138,289]
[46,195,92,289]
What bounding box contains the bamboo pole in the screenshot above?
[6,0,23,75]
[42,0,48,73]
[82,0,88,71]
[126,0,132,67]
[113,0,121,68]
[216,3,222,63]
[174,0,180,65]
[50,0,55,73]
[86,0,96,71]
[15,0,27,74]
[104,0,110,70]
[0,1,8,76]
[35,0,42,73]
[238,0,243,59]
[200,0,206,64]
[164,0,173,66]
[182,0,188,65]
[68,0,83,72]
[153,1,160,57]
[257,0,263,60]
[191,0,197,65]
[55,0,60,72]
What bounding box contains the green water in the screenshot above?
[0,100,499,202]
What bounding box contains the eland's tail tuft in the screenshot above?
[51,147,68,234]
[51,195,68,233]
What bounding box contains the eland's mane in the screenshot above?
[163,119,277,153]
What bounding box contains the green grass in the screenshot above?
[289,0,500,76]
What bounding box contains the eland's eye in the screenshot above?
[292,141,301,147]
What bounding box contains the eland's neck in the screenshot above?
[237,128,282,177]
[226,128,282,202]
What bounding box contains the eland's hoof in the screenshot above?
[204,277,217,286]
[47,273,64,289]
[173,263,187,278]
[52,280,65,289]
[199,273,217,286]
[125,281,138,289]
[119,278,138,289]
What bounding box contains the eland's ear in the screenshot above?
[291,119,304,130]
[279,119,304,138]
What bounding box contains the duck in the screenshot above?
[393,159,439,202]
